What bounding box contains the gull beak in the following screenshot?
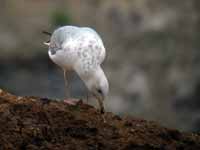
[96,95,105,114]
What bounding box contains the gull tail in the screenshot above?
[42,30,52,46]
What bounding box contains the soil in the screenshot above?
[0,89,199,150]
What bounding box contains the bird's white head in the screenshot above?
[81,66,109,112]
[92,67,109,100]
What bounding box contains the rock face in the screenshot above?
[0,89,199,150]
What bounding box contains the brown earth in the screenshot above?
[0,89,199,150]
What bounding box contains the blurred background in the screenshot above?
[1,0,200,131]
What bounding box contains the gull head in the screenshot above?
[81,66,109,113]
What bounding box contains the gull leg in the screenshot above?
[86,93,89,104]
[63,69,76,105]
[63,69,70,98]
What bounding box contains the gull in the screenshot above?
[43,26,109,113]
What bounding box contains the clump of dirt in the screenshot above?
[0,89,199,150]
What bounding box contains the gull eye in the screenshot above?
[97,89,103,95]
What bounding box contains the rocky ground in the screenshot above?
[0,89,199,150]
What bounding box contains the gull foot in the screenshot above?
[63,99,78,105]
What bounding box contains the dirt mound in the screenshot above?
[0,89,199,150]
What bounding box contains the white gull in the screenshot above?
[44,26,109,113]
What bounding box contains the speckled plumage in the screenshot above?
[48,26,106,74]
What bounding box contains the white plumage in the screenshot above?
[45,26,109,113]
